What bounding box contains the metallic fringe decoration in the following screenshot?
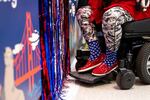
[39,0,70,100]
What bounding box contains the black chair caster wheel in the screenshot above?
[116,68,135,90]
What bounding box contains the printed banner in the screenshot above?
[0,0,41,100]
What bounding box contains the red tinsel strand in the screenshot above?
[39,0,51,99]
[64,0,71,76]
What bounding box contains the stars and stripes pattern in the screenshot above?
[104,49,117,67]
[76,6,101,61]
[88,40,101,61]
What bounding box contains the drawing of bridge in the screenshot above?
[14,12,41,92]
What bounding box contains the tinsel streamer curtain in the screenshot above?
[39,0,70,99]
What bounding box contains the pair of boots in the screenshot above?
[78,40,118,76]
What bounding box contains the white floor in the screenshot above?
[64,77,150,100]
[63,58,150,100]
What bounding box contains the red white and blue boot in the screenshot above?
[78,40,106,73]
[92,49,118,76]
